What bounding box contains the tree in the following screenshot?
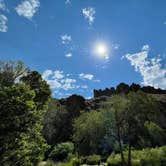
[0,61,29,86]
[43,95,86,146]
[43,99,70,145]
[0,61,51,165]
[65,94,86,117]
[124,91,157,166]
[0,85,48,166]
[21,71,51,110]
[107,95,128,165]
[73,110,114,156]
[106,92,158,166]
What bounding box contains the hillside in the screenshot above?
[54,82,166,111]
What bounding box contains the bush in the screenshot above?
[71,158,82,166]
[107,153,122,166]
[38,160,55,166]
[48,142,74,161]
[107,146,166,166]
[86,155,101,165]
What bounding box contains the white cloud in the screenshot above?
[113,44,120,50]
[81,85,88,89]
[53,70,64,79]
[65,53,72,58]
[15,0,40,20]
[0,0,7,11]
[0,14,8,32]
[61,34,72,44]
[82,7,95,25]
[47,79,62,89]
[42,70,78,91]
[65,0,71,5]
[142,44,150,52]
[125,45,166,89]
[61,78,77,90]
[42,70,53,80]
[79,73,94,80]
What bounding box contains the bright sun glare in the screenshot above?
[93,42,109,60]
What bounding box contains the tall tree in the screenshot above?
[0,61,51,165]
[124,91,157,166]
[73,110,107,155]
[0,85,48,166]
[21,71,51,110]
[0,61,29,86]
[108,95,128,166]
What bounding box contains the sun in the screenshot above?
[93,42,109,60]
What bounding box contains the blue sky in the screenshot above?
[0,0,166,98]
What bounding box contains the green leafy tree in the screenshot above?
[21,71,51,110]
[144,121,166,147]
[0,85,48,166]
[0,61,51,166]
[43,99,69,145]
[107,95,128,165]
[124,91,157,166]
[0,61,29,86]
[43,95,86,146]
[107,92,158,166]
[48,142,74,161]
[73,110,114,155]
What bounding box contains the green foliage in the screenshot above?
[86,154,101,165]
[48,142,74,161]
[73,110,109,155]
[71,157,83,166]
[0,60,29,86]
[43,100,69,145]
[21,71,51,110]
[0,84,49,165]
[107,146,166,166]
[144,121,166,147]
[38,160,55,166]
[0,61,51,166]
[43,95,86,145]
[107,153,122,166]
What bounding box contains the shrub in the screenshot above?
[107,153,122,166]
[107,146,166,166]
[48,142,74,161]
[71,157,82,166]
[86,155,101,165]
[38,160,55,166]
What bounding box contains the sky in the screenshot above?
[0,0,166,98]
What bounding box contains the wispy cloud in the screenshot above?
[112,44,120,50]
[82,7,95,25]
[79,73,94,80]
[0,0,8,32]
[42,69,53,80]
[0,14,8,32]
[125,45,166,89]
[61,34,72,44]
[15,0,40,20]
[42,69,78,91]
[65,53,73,58]
[65,0,71,5]
[142,44,150,52]
[0,0,8,12]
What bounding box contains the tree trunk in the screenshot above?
[128,142,132,166]
[128,125,132,166]
[117,127,125,166]
[115,108,125,166]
